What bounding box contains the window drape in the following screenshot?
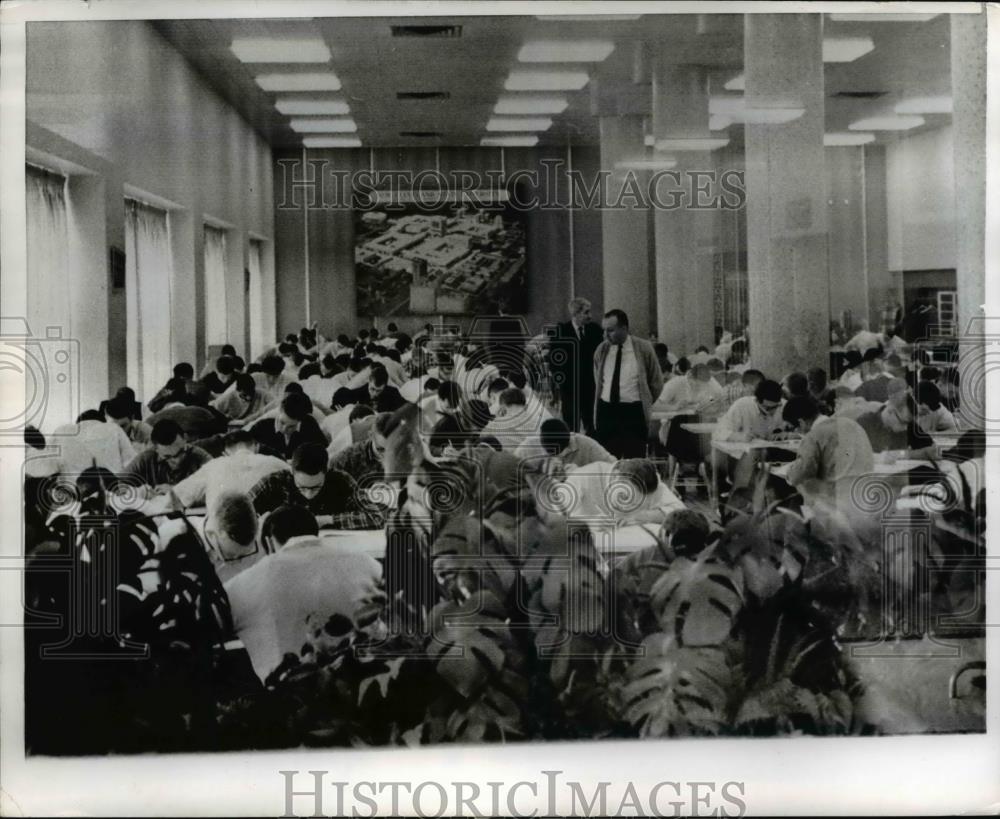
[247,239,265,360]
[26,165,71,340]
[203,225,229,348]
[125,199,174,404]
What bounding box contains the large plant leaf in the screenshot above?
[622,634,730,737]
[735,678,852,735]
[648,556,743,646]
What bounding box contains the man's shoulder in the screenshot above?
[188,445,214,464]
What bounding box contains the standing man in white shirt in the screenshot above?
[593,309,663,459]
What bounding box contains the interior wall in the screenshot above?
[273,145,603,342]
[886,125,956,273]
[26,20,275,404]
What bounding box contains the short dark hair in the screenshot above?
[221,344,237,357]
[291,442,328,475]
[373,412,395,438]
[223,428,256,449]
[430,413,466,451]
[782,395,820,426]
[261,355,286,376]
[615,459,658,494]
[785,372,809,398]
[387,322,398,333]
[284,382,304,395]
[369,366,389,387]
[437,380,462,407]
[104,395,132,420]
[487,377,509,396]
[281,392,313,420]
[212,491,256,547]
[298,362,321,380]
[755,379,784,404]
[499,388,526,408]
[349,357,368,373]
[505,369,528,390]
[349,404,376,422]
[806,367,827,393]
[232,355,246,371]
[216,355,235,376]
[465,399,493,431]
[278,342,298,356]
[675,357,691,375]
[539,418,571,455]
[653,342,668,357]
[77,409,105,423]
[742,369,765,386]
[24,425,46,450]
[234,373,256,395]
[919,366,941,383]
[174,362,194,380]
[262,505,319,546]
[423,377,441,393]
[603,308,629,328]
[332,387,355,409]
[916,381,943,411]
[151,419,184,446]
[663,509,711,558]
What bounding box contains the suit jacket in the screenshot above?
[553,320,603,395]
[592,334,664,426]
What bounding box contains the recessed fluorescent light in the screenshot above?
[828,13,939,22]
[486,117,553,132]
[849,115,925,131]
[303,136,363,148]
[481,135,539,147]
[615,157,678,171]
[724,74,744,91]
[894,95,952,114]
[255,73,341,92]
[644,134,656,147]
[709,115,732,131]
[275,98,350,115]
[824,132,876,146]
[289,117,357,133]
[231,37,331,63]
[535,15,641,21]
[518,40,615,63]
[494,96,568,115]
[505,69,590,91]
[709,97,804,124]
[654,137,730,152]
[823,37,875,63]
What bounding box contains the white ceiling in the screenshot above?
[150,13,953,149]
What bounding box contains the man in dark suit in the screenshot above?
[248,392,327,460]
[553,297,603,436]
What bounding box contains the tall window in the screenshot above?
[247,239,265,360]
[203,225,228,348]
[125,199,174,404]
[26,165,71,338]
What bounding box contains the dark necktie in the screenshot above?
[609,343,623,404]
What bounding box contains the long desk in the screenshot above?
[712,438,801,460]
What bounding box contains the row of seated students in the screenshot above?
[21,322,984,753]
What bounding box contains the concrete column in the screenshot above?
[950,12,987,426]
[652,63,716,355]
[863,143,895,328]
[599,115,652,334]
[744,13,829,378]
[825,146,869,329]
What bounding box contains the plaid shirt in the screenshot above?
[246,468,386,529]
[329,440,384,486]
[719,380,753,411]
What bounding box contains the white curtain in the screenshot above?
[125,199,174,404]
[247,239,265,360]
[26,165,71,340]
[203,226,229,347]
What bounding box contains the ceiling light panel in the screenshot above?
[486,117,553,132]
[518,40,615,63]
[535,15,641,21]
[827,13,939,22]
[823,37,875,62]
[654,137,730,151]
[824,132,876,146]
[481,135,539,147]
[255,73,341,92]
[303,136,363,148]
[231,37,331,63]
[894,96,952,114]
[289,117,357,133]
[615,157,678,171]
[494,96,569,115]
[724,74,745,91]
[275,98,350,115]
[505,69,590,91]
[849,115,925,130]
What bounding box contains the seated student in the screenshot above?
[371,347,407,387]
[212,373,268,422]
[252,382,331,429]
[146,391,229,441]
[224,506,382,683]
[831,384,883,421]
[779,395,874,504]
[514,418,615,468]
[399,373,438,405]
[688,345,711,366]
[197,344,237,378]
[655,362,724,413]
[147,363,195,413]
[420,380,463,432]
[248,392,326,461]
[299,353,342,411]
[837,350,865,392]
[560,457,686,525]
[719,368,764,412]
[320,391,361,441]
[327,405,376,458]
[345,356,373,391]
[712,379,785,443]
[915,381,958,433]
[248,443,382,528]
[169,429,289,511]
[844,320,883,356]
[360,364,407,413]
[199,491,265,585]
[854,379,936,456]
[806,367,835,416]
[104,395,153,453]
[854,356,893,403]
[781,371,810,400]
[479,388,544,451]
[329,411,393,487]
[251,355,296,410]
[706,357,727,387]
[37,409,137,478]
[483,377,509,417]
[124,419,212,490]
[201,355,237,396]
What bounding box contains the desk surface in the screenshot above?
[712,438,801,459]
[681,422,718,434]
